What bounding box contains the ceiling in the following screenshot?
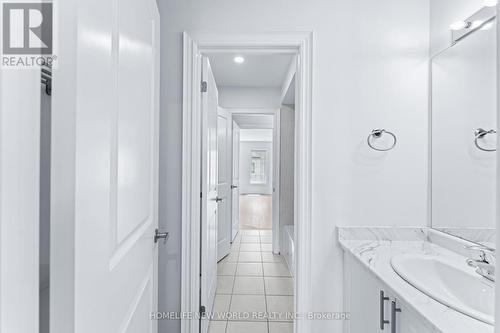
[208,53,294,88]
[233,114,274,129]
[240,129,274,142]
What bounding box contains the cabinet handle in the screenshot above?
[391,300,401,333]
[379,291,390,330]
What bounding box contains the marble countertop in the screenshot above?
[338,227,494,333]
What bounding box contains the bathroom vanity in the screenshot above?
[339,227,494,333]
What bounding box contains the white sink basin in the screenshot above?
[391,254,495,325]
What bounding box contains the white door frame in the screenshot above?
[229,108,281,254]
[181,31,313,333]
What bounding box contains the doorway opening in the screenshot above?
[181,32,313,333]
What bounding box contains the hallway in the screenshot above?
[209,230,293,333]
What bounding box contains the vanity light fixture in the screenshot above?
[451,5,497,43]
[233,56,245,64]
[471,20,486,29]
[450,21,472,30]
[481,21,495,30]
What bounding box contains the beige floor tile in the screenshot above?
[261,252,283,263]
[236,263,263,276]
[266,296,294,322]
[259,230,272,236]
[241,236,260,243]
[208,320,227,333]
[260,244,272,252]
[229,295,267,321]
[269,322,294,333]
[240,230,260,235]
[240,243,261,252]
[260,235,272,243]
[212,295,232,320]
[216,276,235,294]
[230,243,241,253]
[226,321,268,333]
[263,263,291,277]
[233,276,265,295]
[264,277,294,295]
[220,252,239,263]
[218,262,237,276]
[238,252,262,263]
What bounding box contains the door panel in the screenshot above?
[51,0,160,332]
[200,57,219,333]
[217,108,231,261]
[116,0,155,243]
[231,122,241,241]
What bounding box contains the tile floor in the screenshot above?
[209,229,294,333]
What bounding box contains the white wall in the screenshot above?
[0,70,40,333]
[239,141,273,194]
[430,0,486,55]
[219,87,282,108]
[157,1,430,332]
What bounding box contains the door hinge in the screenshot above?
[200,305,206,317]
[201,81,208,93]
[200,192,203,198]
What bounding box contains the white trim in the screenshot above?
[181,32,202,333]
[495,4,500,331]
[280,55,298,104]
[181,32,313,333]
[273,108,282,254]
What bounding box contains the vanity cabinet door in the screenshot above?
[344,254,387,333]
[391,300,437,333]
[344,254,437,333]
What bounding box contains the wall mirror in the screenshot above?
[431,14,497,247]
[250,149,267,184]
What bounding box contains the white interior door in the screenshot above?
[51,0,160,332]
[231,121,241,241]
[200,57,219,333]
[217,108,231,261]
[0,70,40,333]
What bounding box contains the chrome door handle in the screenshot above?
[380,291,390,330]
[391,300,401,333]
[231,185,238,189]
[215,197,224,203]
[154,229,169,244]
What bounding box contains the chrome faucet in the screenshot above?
[465,245,495,282]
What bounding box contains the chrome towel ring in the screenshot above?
[367,129,397,152]
[474,128,497,152]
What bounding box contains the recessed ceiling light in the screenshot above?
[484,0,498,7]
[234,56,245,64]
